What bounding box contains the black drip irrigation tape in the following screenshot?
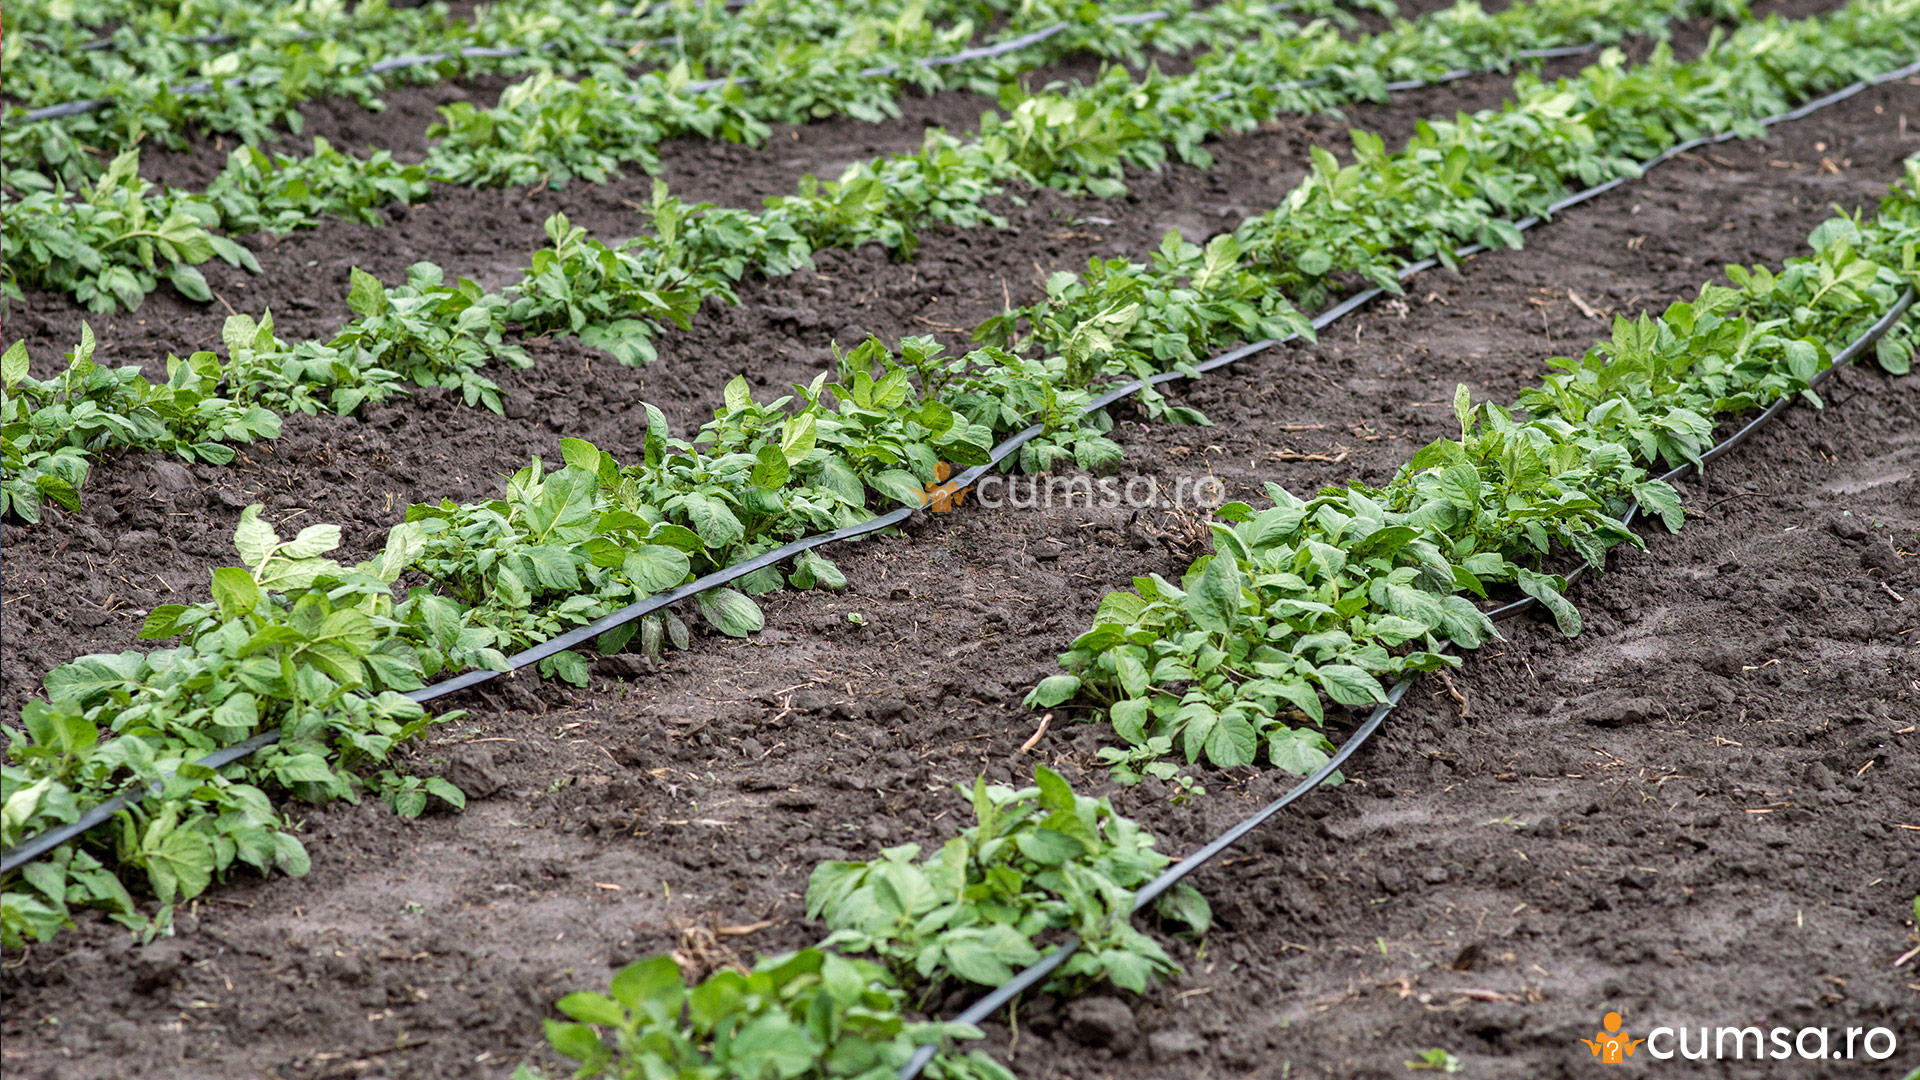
[0,51,1912,898]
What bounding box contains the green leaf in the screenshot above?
[751,444,790,489]
[682,493,744,549]
[1110,698,1152,744]
[1517,568,1582,636]
[232,505,278,567]
[544,1020,607,1065]
[1154,881,1211,934]
[944,940,1016,985]
[557,991,627,1027]
[609,955,684,1014]
[1024,675,1081,709]
[169,265,211,302]
[780,412,817,465]
[869,469,929,508]
[278,523,342,559]
[542,649,590,686]
[622,545,691,593]
[275,753,336,783]
[687,969,747,1031]
[210,566,262,617]
[558,437,602,473]
[1183,553,1242,634]
[1436,463,1482,509]
[1268,727,1334,776]
[1633,480,1685,533]
[137,605,189,640]
[274,833,311,877]
[728,1013,815,1079]
[2,341,28,387]
[145,829,214,905]
[1314,664,1386,706]
[1875,335,1911,375]
[1014,827,1085,865]
[346,267,387,318]
[1203,714,1257,767]
[696,587,763,637]
[424,777,465,809]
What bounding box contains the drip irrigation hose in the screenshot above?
[1,52,1912,892]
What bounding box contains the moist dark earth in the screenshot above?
[3,14,1918,1080]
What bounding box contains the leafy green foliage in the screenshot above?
[1,506,467,945]
[415,0,1263,190]
[2,0,767,184]
[1,326,280,522]
[1407,1047,1465,1072]
[0,0,1753,314]
[1520,219,1918,471]
[808,767,1209,995]
[510,951,1013,1080]
[400,338,1016,661]
[1232,1,1920,307]
[977,229,1314,406]
[334,262,527,414]
[1,149,259,313]
[1049,166,1920,782]
[202,137,433,234]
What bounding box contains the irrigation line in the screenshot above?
[0,50,1911,893]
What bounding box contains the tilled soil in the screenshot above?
[4,17,1917,1080]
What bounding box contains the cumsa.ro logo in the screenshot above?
[922,461,967,512]
[1577,1009,1900,1064]
[1580,1012,1645,1063]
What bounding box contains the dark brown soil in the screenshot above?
[3,20,1916,1080]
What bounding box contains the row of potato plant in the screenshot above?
[2,0,1086,179]
[442,0,1730,199]
[505,765,1207,1080]
[6,0,663,185]
[509,162,1920,1080]
[3,0,1300,187]
[417,0,1376,188]
[0,12,1901,949]
[1035,169,1920,784]
[1,0,1721,313]
[320,0,1920,419]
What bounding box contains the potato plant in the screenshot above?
[1,327,279,523]
[509,951,1014,1080]
[808,767,1209,995]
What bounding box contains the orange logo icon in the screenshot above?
[922,461,966,513]
[1580,1011,1646,1063]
